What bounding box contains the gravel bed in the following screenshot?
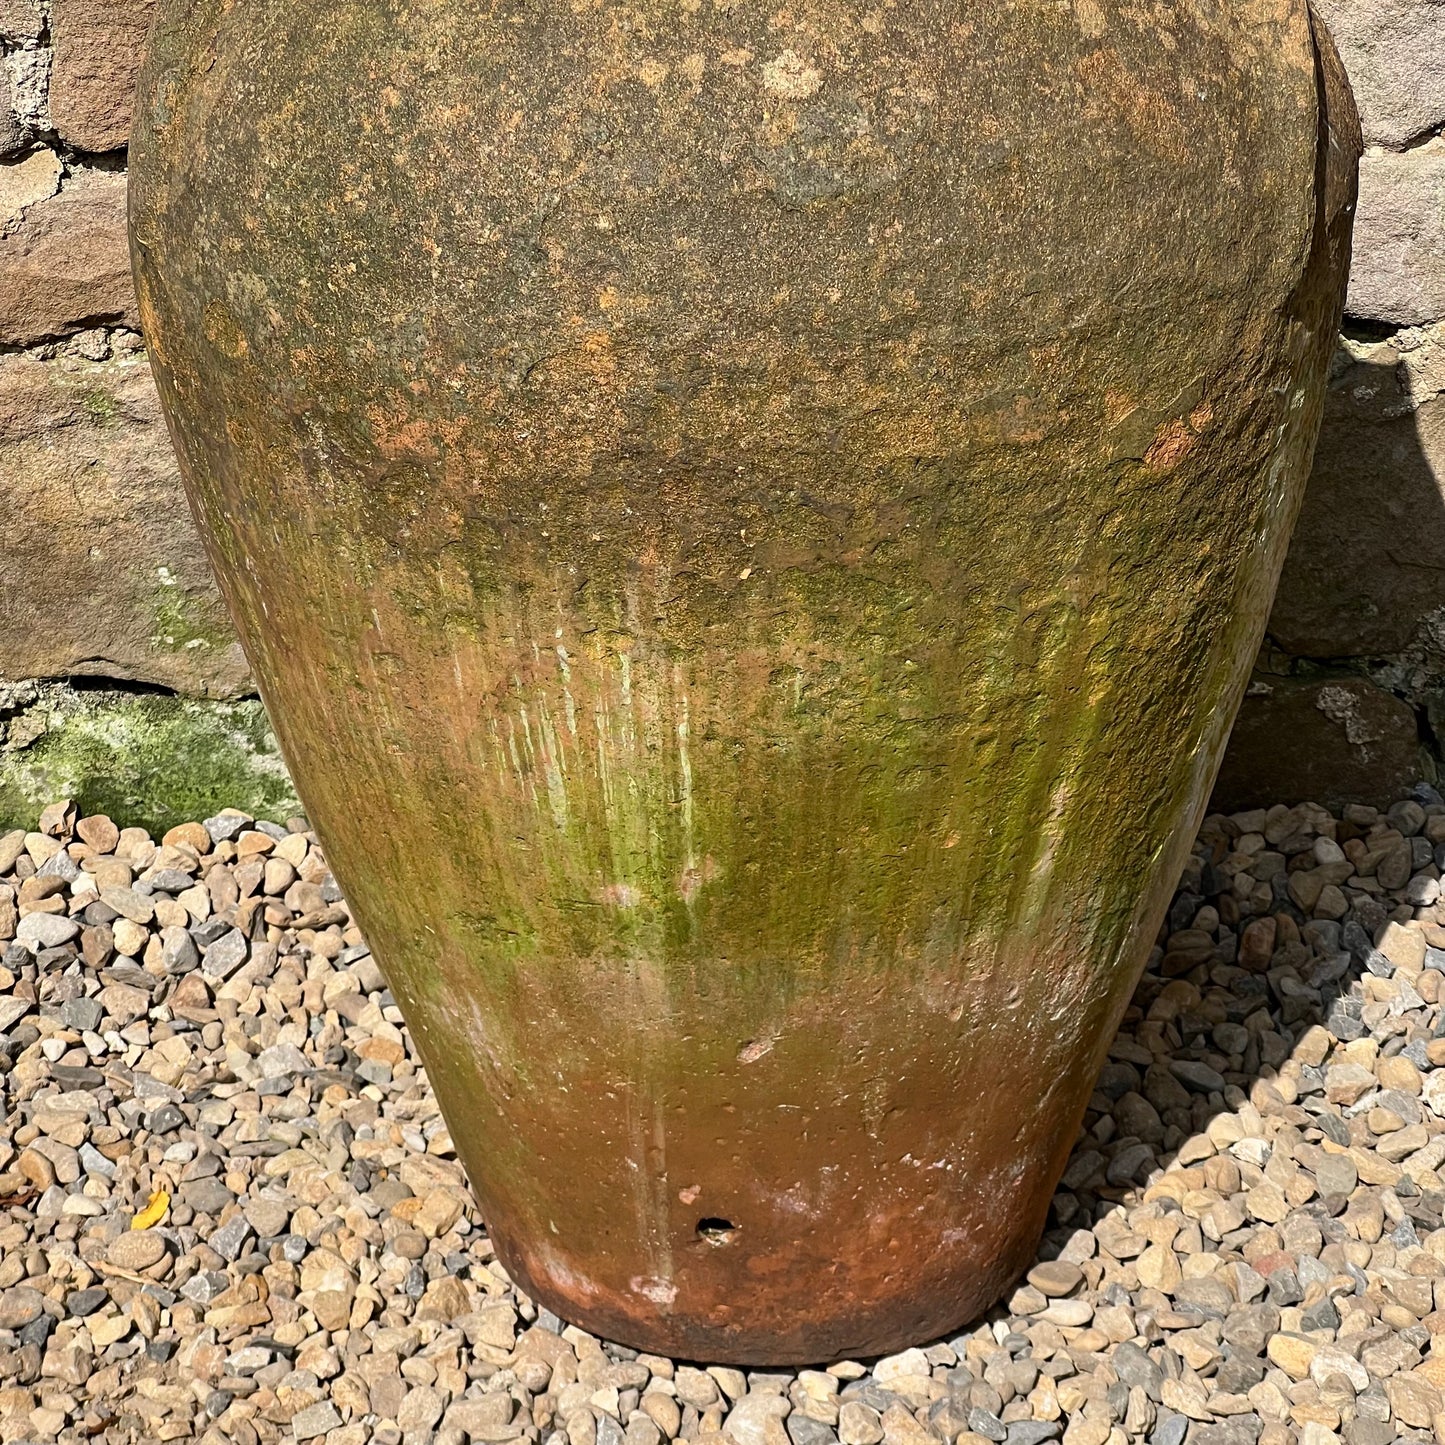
[4,793,1445,1445]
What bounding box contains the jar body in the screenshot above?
[131,0,1358,1362]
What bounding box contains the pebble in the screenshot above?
[1024,1261,1082,1297]
[838,1402,885,1445]
[0,1287,44,1330]
[201,926,248,978]
[292,1401,344,1438]
[6,794,1445,1445]
[15,911,80,950]
[64,1287,107,1317]
[106,1230,169,1271]
[726,1393,793,1445]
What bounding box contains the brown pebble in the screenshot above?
[76,815,120,854]
[80,923,114,969]
[162,821,212,855]
[108,1231,169,1272]
[38,800,77,839]
[1025,1260,1084,1297]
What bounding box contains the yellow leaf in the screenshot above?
[130,1189,170,1231]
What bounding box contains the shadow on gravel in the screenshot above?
[1003,788,1445,1445]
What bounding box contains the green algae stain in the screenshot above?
[80,389,121,428]
[148,572,236,656]
[0,687,299,835]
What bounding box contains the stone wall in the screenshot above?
[0,0,1442,826]
[0,0,279,826]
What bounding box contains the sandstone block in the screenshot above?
[1213,676,1422,811]
[1313,0,1445,149]
[50,0,158,153]
[0,65,25,159]
[0,351,250,697]
[0,171,138,346]
[1347,148,1445,326]
[0,1,43,42]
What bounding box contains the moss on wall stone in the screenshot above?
[0,345,252,697]
[0,680,298,833]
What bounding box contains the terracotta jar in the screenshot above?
[131,0,1358,1362]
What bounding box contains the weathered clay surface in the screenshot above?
[132,0,1358,1360]
[1312,0,1445,148]
[0,351,250,697]
[0,171,137,346]
[1211,676,1423,811]
[49,0,157,153]
[1347,146,1445,326]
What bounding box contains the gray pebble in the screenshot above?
[16,912,81,951]
[36,850,79,881]
[210,1214,254,1262]
[292,1402,343,1440]
[1004,1427,1060,1445]
[60,996,102,1032]
[65,1287,108,1317]
[966,1408,1006,1443]
[148,868,196,893]
[1149,1412,1188,1445]
[147,1104,185,1135]
[203,813,250,843]
[201,927,249,979]
[79,1142,116,1179]
[787,1418,837,1445]
[181,1271,230,1304]
[183,1177,236,1216]
[1167,1059,1226,1093]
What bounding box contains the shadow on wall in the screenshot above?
[1214,341,1445,814]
